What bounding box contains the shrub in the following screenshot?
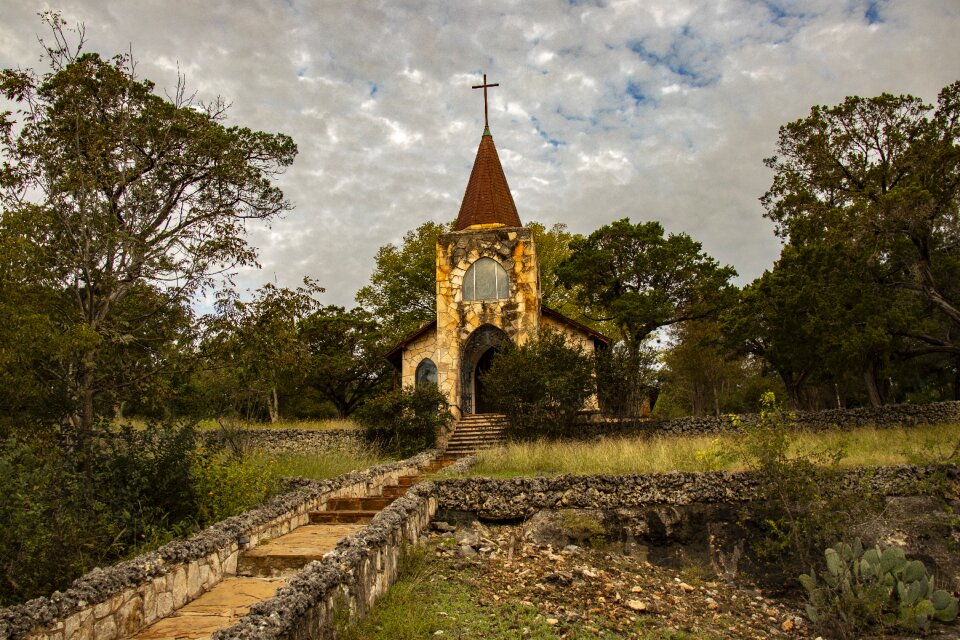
[734,392,880,567]
[358,384,451,457]
[0,420,279,606]
[481,330,595,439]
[801,539,958,638]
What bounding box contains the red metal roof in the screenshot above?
[454,131,522,231]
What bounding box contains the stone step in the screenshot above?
[396,475,422,486]
[133,576,287,640]
[237,524,366,577]
[448,437,506,444]
[327,496,395,511]
[309,510,380,524]
[380,485,409,498]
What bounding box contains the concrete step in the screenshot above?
[309,510,379,524]
[237,524,366,577]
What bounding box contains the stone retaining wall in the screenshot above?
[211,482,437,640]
[576,400,960,439]
[2,450,439,640]
[434,464,960,520]
[205,428,364,454]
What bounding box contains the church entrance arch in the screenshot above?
[460,325,509,414]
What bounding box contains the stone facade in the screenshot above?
[433,226,540,415]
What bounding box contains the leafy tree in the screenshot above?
[357,384,451,457]
[0,15,297,440]
[721,244,924,408]
[300,305,391,418]
[556,218,737,349]
[205,280,323,422]
[481,330,595,438]
[762,81,960,358]
[656,319,782,417]
[357,221,448,341]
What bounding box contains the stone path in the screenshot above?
[130,459,453,640]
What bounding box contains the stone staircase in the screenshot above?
[132,457,453,640]
[444,413,508,456]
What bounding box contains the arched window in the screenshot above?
[463,257,509,301]
[415,359,438,387]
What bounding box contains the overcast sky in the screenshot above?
[2,1,959,307]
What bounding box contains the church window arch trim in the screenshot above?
[463,257,509,301]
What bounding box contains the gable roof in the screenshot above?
[454,130,522,231]
[541,306,612,347]
[384,320,437,370]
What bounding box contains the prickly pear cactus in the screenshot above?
[801,539,958,636]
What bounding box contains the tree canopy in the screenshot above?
[556,218,737,347]
[0,16,297,435]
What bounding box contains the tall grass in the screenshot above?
[467,423,960,477]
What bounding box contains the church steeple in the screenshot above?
[454,129,522,231]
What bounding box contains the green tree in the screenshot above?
[556,218,737,348]
[762,81,960,358]
[206,280,323,422]
[721,244,923,408]
[300,305,391,418]
[657,319,781,417]
[481,330,595,438]
[0,15,297,439]
[356,221,449,341]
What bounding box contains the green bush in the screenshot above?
[801,539,958,637]
[0,421,279,606]
[481,330,595,439]
[734,392,881,567]
[357,384,451,457]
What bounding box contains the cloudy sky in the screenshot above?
[2,0,959,307]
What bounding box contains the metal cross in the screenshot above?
[472,73,499,129]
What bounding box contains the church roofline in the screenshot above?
[384,319,437,369]
[541,306,612,347]
[454,130,522,231]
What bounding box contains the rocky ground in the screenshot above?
[421,519,960,640]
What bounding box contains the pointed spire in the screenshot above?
[454,129,522,231]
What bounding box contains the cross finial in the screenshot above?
[472,73,499,132]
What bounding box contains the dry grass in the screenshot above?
[250,445,390,481]
[467,422,960,477]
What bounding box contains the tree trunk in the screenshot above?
[863,364,885,407]
[268,386,280,423]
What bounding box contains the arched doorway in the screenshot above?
[460,325,509,414]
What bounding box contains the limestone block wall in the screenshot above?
[575,400,960,439]
[3,451,439,640]
[211,483,437,640]
[205,429,364,454]
[540,314,596,355]
[436,227,540,413]
[399,329,438,389]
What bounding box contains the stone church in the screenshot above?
[386,115,607,418]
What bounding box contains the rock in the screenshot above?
[432,521,456,532]
[627,600,648,612]
[459,545,478,558]
[546,618,559,625]
[782,618,794,632]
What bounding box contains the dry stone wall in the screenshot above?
[2,451,438,640]
[205,429,363,454]
[576,400,960,439]
[433,464,960,520]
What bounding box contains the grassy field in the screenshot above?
[465,422,960,477]
[252,446,390,481]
